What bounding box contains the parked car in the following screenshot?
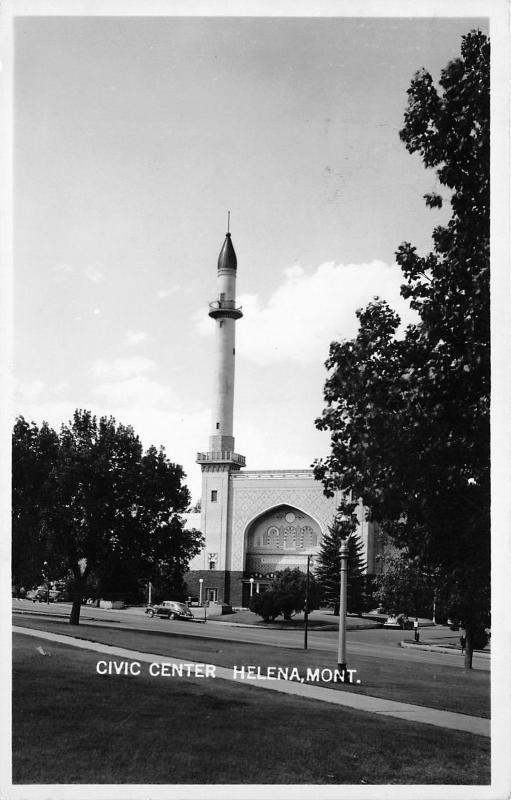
[26,586,61,603]
[384,613,413,630]
[145,600,194,621]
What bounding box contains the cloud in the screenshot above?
[195,260,418,366]
[52,262,74,273]
[157,285,180,299]
[125,330,149,346]
[91,356,156,380]
[93,308,101,316]
[84,266,104,283]
[14,380,45,404]
[93,375,172,406]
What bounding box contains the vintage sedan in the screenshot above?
[145,600,194,621]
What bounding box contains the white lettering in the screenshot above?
[96,660,108,675]
[233,666,245,679]
[277,667,290,680]
[306,668,320,681]
[266,667,276,680]
[322,669,334,682]
[246,666,257,679]
[149,662,160,676]
[205,664,216,678]
[289,668,300,681]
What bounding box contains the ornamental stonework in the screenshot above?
[229,483,340,571]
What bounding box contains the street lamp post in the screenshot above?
[43,561,50,605]
[337,539,349,674]
[250,577,254,598]
[304,554,312,650]
[199,578,204,607]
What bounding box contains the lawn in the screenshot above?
[14,616,490,718]
[13,633,490,785]
[207,608,379,630]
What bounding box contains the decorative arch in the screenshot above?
[243,504,323,576]
[229,481,340,571]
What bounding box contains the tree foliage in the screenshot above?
[315,501,367,614]
[249,567,320,623]
[314,31,489,667]
[373,551,434,617]
[12,410,203,623]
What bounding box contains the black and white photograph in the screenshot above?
[2,0,510,796]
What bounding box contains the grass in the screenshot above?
[13,633,490,785]
[14,615,490,718]
[208,608,379,630]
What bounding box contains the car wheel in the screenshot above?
[169,613,176,620]
[147,609,155,618]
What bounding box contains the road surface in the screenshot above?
[12,600,489,671]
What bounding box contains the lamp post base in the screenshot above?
[337,662,347,678]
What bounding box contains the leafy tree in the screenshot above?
[314,31,489,668]
[12,411,203,624]
[373,551,434,617]
[249,567,320,623]
[315,501,367,614]
[12,417,59,591]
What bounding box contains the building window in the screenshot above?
[211,490,218,502]
[219,321,224,328]
[216,422,220,429]
[209,561,216,570]
[206,588,218,602]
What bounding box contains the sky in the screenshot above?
[13,13,489,502]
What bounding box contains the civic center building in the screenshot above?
[185,230,379,608]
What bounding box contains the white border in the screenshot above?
[2,1,510,799]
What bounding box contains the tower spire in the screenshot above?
[196,226,245,470]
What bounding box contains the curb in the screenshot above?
[400,641,491,658]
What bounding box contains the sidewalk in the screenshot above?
[14,624,490,739]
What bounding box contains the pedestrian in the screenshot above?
[413,617,420,642]
[460,625,466,654]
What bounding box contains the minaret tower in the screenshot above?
[195,221,245,603]
[205,217,244,459]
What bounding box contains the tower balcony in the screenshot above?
[196,451,246,467]
[208,300,243,320]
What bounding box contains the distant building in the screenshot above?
[185,230,379,607]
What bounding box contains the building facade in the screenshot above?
[185,230,378,607]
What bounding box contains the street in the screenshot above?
[12,599,490,671]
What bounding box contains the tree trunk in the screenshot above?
[69,581,83,625]
[464,627,474,669]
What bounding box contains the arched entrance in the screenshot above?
[241,504,323,606]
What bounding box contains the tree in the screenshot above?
[373,551,434,617]
[249,567,320,623]
[12,411,203,624]
[12,417,59,591]
[314,31,489,668]
[315,502,367,614]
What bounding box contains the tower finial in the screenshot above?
[227,210,230,234]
